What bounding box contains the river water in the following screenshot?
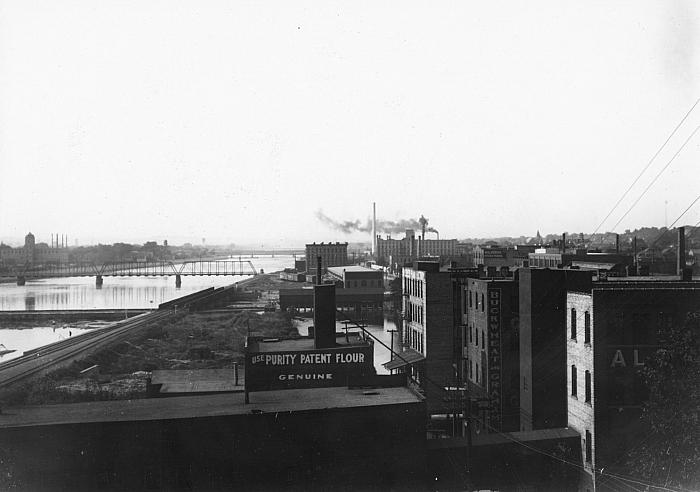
[0,255,400,371]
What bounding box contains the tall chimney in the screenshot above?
[561,233,566,253]
[372,202,376,257]
[51,233,54,248]
[316,255,323,284]
[678,227,686,276]
[633,236,638,275]
[313,283,336,349]
[615,234,620,254]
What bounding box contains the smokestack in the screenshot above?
[51,234,54,248]
[316,255,323,284]
[678,227,686,276]
[372,202,376,256]
[561,233,566,253]
[313,283,336,349]
[615,234,620,254]
[633,236,638,275]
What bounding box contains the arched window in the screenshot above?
[571,308,577,339]
[584,311,591,344]
[571,365,577,396]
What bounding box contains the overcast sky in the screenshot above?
[1,1,698,247]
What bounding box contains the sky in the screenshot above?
[1,1,699,247]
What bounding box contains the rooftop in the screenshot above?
[327,265,377,275]
[0,386,422,429]
[247,333,371,352]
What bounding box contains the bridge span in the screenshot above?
[0,260,258,287]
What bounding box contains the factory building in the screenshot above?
[0,232,69,265]
[375,230,457,272]
[327,265,383,289]
[305,242,348,275]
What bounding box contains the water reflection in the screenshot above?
[0,326,95,362]
[0,256,295,311]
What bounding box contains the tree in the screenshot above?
[624,312,700,489]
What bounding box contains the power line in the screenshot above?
[593,97,700,235]
[610,125,700,232]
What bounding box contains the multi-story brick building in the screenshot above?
[565,278,700,487]
[461,276,520,432]
[305,242,348,275]
[519,267,593,431]
[376,230,457,272]
[386,261,455,413]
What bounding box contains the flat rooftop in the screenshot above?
[0,386,421,429]
[327,265,378,275]
[248,333,371,352]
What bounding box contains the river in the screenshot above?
[0,255,399,372]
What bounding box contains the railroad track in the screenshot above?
[0,285,236,389]
[0,311,174,388]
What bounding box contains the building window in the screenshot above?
[469,290,473,308]
[584,311,591,344]
[571,308,577,339]
[585,430,592,463]
[476,363,479,383]
[571,365,577,397]
[469,325,473,343]
[585,370,591,403]
[481,293,485,312]
[475,329,479,347]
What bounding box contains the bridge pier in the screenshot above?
[95,275,103,289]
[175,274,182,288]
[16,276,26,286]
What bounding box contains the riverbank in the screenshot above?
[0,310,298,406]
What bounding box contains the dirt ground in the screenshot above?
[0,310,298,406]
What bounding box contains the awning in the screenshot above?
[383,348,426,371]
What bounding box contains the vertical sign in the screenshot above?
[488,289,502,430]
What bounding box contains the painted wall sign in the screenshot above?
[245,345,374,392]
[609,348,647,368]
[488,289,502,429]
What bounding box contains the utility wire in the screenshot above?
[593,97,700,235]
[610,125,700,232]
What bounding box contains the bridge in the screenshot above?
[0,260,258,287]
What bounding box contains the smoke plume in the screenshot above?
[315,209,424,235]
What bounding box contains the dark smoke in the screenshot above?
[315,209,423,235]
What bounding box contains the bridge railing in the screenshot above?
[0,260,258,278]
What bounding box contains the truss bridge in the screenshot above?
[0,260,258,287]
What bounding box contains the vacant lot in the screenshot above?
[0,310,297,406]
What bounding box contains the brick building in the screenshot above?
[519,267,593,431]
[385,261,455,413]
[376,230,457,272]
[565,279,700,486]
[461,276,520,432]
[305,242,348,275]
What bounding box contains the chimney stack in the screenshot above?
[313,282,336,349]
[561,233,566,253]
[678,227,686,277]
[316,255,323,284]
[372,202,376,257]
[615,234,620,254]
